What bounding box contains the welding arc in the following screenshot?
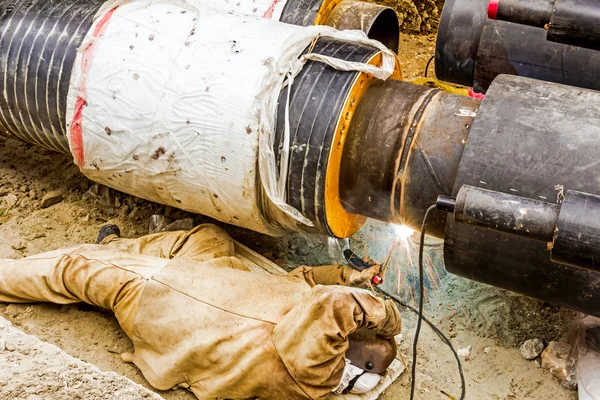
[410,204,466,400]
[379,239,398,276]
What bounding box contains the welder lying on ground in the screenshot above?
[0,223,401,399]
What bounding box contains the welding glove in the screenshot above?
[349,264,382,288]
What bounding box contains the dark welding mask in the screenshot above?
[333,330,398,394]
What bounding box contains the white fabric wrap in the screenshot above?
[179,0,288,19]
[66,0,395,235]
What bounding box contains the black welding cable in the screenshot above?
[409,204,466,400]
[379,288,466,400]
[424,55,435,78]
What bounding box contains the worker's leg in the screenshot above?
[0,246,164,336]
[102,224,235,263]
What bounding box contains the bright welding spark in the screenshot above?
[393,224,415,239]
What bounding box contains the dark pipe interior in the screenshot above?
[365,8,400,53]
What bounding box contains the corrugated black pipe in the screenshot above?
[0,0,104,153]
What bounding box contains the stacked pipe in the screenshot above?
[340,72,600,317]
[2,0,600,317]
[435,0,600,92]
[488,0,600,51]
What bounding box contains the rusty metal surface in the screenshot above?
[325,0,400,52]
[340,80,430,223]
[340,79,480,237]
[401,89,479,236]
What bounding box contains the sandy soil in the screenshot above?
[0,316,161,400]
[398,33,437,80]
[0,35,579,400]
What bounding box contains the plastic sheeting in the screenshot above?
[178,0,288,19]
[66,0,394,235]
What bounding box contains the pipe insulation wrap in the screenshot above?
[63,0,395,235]
[146,0,332,24]
[162,0,289,20]
[0,0,105,153]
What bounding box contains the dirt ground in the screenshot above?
[0,35,579,400]
[0,316,161,400]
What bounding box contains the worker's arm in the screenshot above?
[288,264,381,288]
[273,285,401,399]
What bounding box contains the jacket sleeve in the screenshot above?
[287,265,352,287]
[272,285,401,399]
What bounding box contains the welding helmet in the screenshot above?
[333,329,397,394]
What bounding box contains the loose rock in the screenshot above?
[520,339,545,360]
[5,341,15,351]
[541,341,575,388]
[20,197,32,208]
[2,193,18,209]
[11,241,27,251]
[457,345,472,359]
[40,190,63,208]
[165,218,194,232]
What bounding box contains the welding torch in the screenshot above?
[344,249,384,286]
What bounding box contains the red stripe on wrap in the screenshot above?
[263,0,279,18]
[70,5,119,168]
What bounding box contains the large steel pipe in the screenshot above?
[339,79,479,238]
[444,75,600,317]
[0,0,399,237]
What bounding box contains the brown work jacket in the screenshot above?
[0,225,401,400]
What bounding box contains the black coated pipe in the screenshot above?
[444,74,600,317]
[489,0,553,28]
[0,0,104,153]
[490,0,600,52]
[273,37,379,237]
[436,0,600,92]
[548,0,600,51]
[552,190,600,273]
[454,185,560,242]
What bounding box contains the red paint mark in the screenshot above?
[70,6,119,167]
[262,0,279,19]
[468,88,485,100]
[487,0,499,20]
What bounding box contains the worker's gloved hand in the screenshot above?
[360,254,378,267]
[349,264,381,288]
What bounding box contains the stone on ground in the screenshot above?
[520,339,545,360]
[40,190,64,209]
